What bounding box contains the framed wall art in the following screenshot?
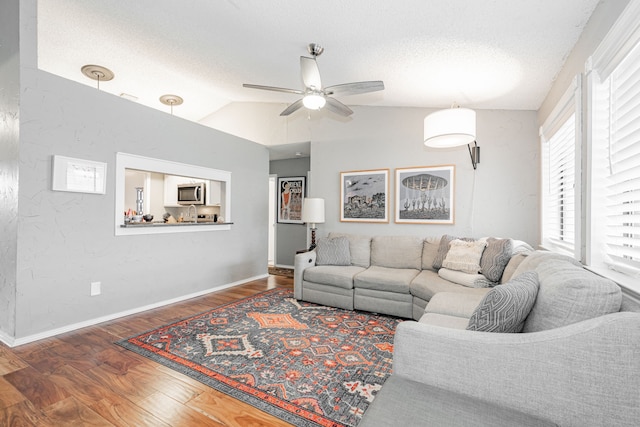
[277,176,305,224]
[52,155,107,194]
[395,165,454,224]
[340,169,389,223]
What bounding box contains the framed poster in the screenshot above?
[395,165,454,224]
[340,169,389,223]
[277,176,305,224]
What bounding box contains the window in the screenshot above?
[540,78,581,257]
[587,1,640,287]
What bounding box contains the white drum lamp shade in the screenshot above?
[302,198,325,226]
[302,198,325,250]
[424,108,476,148]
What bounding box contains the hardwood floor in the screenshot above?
[0,275,295,426]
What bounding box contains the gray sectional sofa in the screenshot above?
[294,233,640,426]
[294,232,531,320]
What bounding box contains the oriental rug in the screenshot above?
[117,288,402,427]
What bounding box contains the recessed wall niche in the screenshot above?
[115,153,231,235]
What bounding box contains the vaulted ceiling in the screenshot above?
[37,0,599,126]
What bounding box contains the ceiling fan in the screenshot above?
[243,43,384,117]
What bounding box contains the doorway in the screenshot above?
[268,175,277,266]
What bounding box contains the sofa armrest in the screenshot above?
[293,250,316,300]
[393,312,640,427]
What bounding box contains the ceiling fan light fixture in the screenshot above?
[424,107,476,148]
[302,93,326,110]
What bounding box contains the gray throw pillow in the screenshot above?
[467,271,539,333]
[432,235,475,270]
[315,237,351,266]
[480,237,513,283]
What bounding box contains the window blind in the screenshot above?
[541,114,576,253]
[592,37,640,277]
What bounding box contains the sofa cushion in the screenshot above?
[467,271,539,333]
[424,292,487,319]
[315,237,351,266]
[432,234,475,270]
[359,375,559,427]
[418,313,470,330]
[480,237,513,282]
[303,265,365,290]
[421,236,441,271]
[438,268,491,288]
[500,252,529,283]
[354,265,419,293]
[442,239,487,274]
[370,235,423,269]
[522,256,622,332]
[328,232,371,268]
[410,270,491,301]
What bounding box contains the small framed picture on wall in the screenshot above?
[340,169,389,223]
[277,176,305,224]
[395,165,455,224]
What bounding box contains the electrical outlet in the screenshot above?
[90,281,101,296]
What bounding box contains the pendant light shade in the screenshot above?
[424,108,476,148]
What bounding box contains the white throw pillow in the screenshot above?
[442,239,487,274]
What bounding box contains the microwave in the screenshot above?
[177,182,206,205]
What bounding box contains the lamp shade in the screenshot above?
[302,198,325,224]
[424,108,476,148]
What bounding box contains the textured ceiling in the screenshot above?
[37,0,599,124]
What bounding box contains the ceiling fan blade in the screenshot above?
[325,97,353,116]
[280,98,305,116]
[325,81,385,97]
[300,56,322,90]
[243,83,304,95]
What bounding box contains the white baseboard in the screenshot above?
[1,274,269,348]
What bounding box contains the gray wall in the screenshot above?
[0,0,20,339]
[210,102,540,246]
[4,0,269,341]
[309,107,540,244]
[270,157,310,266]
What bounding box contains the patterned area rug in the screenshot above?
[117,289,402,427]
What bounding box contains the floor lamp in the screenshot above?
[302,198,325,250]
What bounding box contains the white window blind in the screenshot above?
[590,39,640,278]
[541,115,576,253]
[540,77,580,257]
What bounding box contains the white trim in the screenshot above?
[0,274,268,348]
[590,0,640,79]
[539,75,579,138]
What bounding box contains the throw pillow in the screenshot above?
[442,239,487,274]
[315,237,351,266]
[480,237,513,282]
[467,271,539,333]
[432,235,475,270]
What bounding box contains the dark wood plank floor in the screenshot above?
[0,275,295,426]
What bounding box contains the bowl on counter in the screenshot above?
[143,214,154,222]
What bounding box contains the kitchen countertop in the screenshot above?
[121,221,232,228]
